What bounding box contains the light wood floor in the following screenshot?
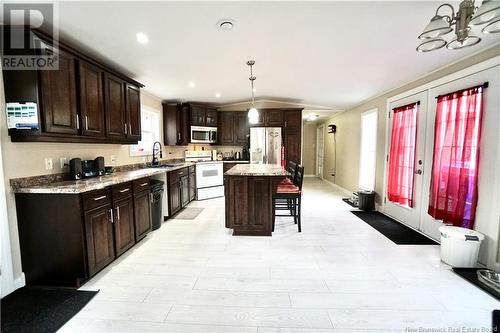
[60,178,497,332]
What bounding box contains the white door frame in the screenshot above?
[316,124,325,178]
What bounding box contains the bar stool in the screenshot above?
[272,164,304,232]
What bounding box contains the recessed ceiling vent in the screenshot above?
[217,19,235,31]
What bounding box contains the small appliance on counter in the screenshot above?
[69,156,105,180]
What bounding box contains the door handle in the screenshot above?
[414,169,422,175]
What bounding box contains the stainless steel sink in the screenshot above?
[477,269,500,293]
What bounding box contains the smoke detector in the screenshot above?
[217,19,235,31]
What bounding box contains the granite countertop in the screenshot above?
[14,163,193,194]
[224,163,289,176]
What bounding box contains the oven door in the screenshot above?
[196,163,223,188]
[191,126,217,143]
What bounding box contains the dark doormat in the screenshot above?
[452,268,500,301]
[1,286,98,333]
[351,211,438,245]
[342,198,358,208]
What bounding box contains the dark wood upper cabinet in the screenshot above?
[104,74,127,140]
[126,84,141,141]
[250,111,266,127]
[190,105,206,126]
[219,112,235,144]
[4,28,143,144]
[266,110,284,126]
[39,49,79,135]
[84,203,115,276]
[234,112,249,144]
[205,108,218,127]
[163,103,190,146]
[284,130,302,165]
[284,109,302,130]
[79,61,105,137]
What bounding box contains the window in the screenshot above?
[359,109,378,191]
[129,106,161,156]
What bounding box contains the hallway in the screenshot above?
[61,178,497,332]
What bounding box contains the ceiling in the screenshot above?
[54,1,500,110]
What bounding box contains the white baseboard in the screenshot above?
[304,174,317,178]
[321,179,353,196]
[14,273,25,289]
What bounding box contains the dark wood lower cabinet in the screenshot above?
[14,177,154,287]
[167,167,196,217]
[180,175,190,207]
[225,174,285,236]
[85,204,115,276]
[113,196,135,256]
[134,189,152,242]
[189,166,196,201]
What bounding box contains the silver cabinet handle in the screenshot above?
[85,115,89,130]
[124,123,128,134]
[178,132,181,142]
[93,195,107,201]
[76,114,80,129]
[150,192,153,203]
[109,209,114,223]
[116,206,120,220]
[140,182,149,187]
[129,124,132,135]
[119,188,130,193]
[284,121,287,128]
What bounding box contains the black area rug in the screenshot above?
[1,287,98,333]
[452,268,500,301]
[351,211,438,245]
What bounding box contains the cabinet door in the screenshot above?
[134,190,151,242]
[219,112,234,144]
[84,204,115,276]
[284,130,302,165]
[234,112,249,144]
[168,178,182,215]
[284,110,302,131]
[163,103,178,146]
[113,196,135,256]
[248,176,271,234]
[190,105,206,126]
[181,175,190,207]
[39,49,79,135]
[79,61,105,137]
[104,74,127,140]
[205,108,218,127]
[266,110,284,126]
[189,168,196,202]
[226,176,248,227]
[126,84,141,141]
[178,105,190,145]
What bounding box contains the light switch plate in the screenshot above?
[44,158,53,170]
[60,157,67,169]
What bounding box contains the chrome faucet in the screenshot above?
[152,141,163,166]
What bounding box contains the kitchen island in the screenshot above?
[224,164,288,236]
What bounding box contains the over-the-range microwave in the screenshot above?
[191,126,217,144]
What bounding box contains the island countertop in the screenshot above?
[224,163,289,176]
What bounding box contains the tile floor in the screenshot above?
[60,178,498,332]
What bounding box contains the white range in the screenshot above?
[185,151,224,200]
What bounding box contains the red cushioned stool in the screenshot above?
[272,164,304,232]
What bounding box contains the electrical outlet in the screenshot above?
[44,158,53,170]
[60,157,67,169]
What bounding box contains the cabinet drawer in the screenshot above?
[112,182,133,200]
[83,188,111,211]
[133,177,150,193]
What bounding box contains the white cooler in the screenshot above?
[439,226,485,268]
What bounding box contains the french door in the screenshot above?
[384,68,496,241]
[384,92,428,230]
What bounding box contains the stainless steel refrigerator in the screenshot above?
[250,127,282,164]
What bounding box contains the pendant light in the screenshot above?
[246,60,259,124]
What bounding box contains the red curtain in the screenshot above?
[427,86,484,229]
[387,103,419,207]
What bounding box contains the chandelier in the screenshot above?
[417,0,500,52]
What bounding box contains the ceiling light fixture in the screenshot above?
[215,93,221,98]
[307,114,320,122]
[417,0,500,52]
[246,60,259,124]
[188,81,196,88]
[217,19,235,31]
[136,32,149,44]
